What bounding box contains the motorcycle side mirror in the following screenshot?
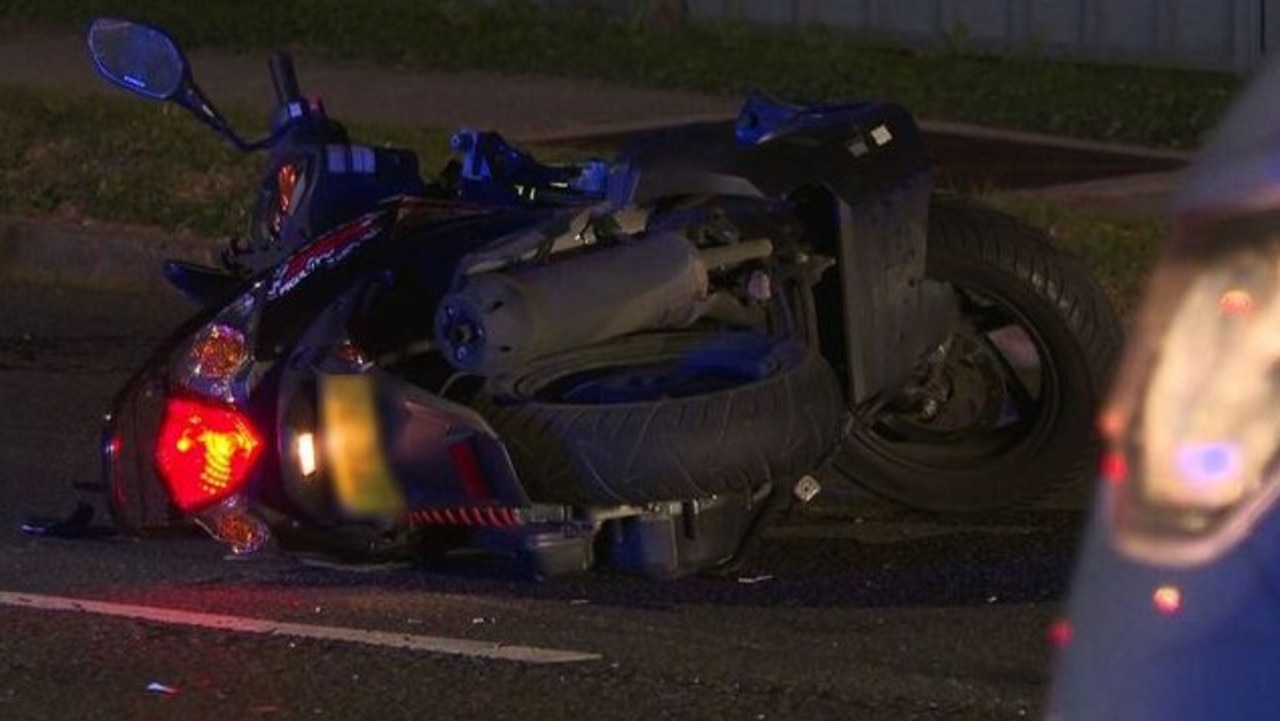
[87,17,187,100]
[87,17,264,152]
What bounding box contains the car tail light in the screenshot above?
[1114,227,1280,564]
[1135,248,1280,512]
[154,397,264,512]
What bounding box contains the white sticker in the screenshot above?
[870,124,893,146]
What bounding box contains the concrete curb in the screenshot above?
[997,169,1185,221]
[520,110,1197,165]
[916,120,1195,163]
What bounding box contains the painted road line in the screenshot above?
[0,591,601,664]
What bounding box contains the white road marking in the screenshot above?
[0,591,600,664]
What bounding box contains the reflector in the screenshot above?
[1152,584,1183,615]
[154,397,263,512]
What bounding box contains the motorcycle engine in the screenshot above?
[434,231,709,376]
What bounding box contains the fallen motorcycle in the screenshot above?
[89,17,1121,577]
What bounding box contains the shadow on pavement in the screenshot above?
[237,507,1086,611]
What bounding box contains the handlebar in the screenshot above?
[268,51,302,105]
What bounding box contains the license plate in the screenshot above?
[319,373,405,517]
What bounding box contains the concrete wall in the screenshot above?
[593,0,1277,74]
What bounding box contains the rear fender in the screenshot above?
[829,175,958,406]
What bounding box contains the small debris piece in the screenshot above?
[20,502,115,539]
[792,475,822,503]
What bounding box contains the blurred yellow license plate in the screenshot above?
[319,373,405,517]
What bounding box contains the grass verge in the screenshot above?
[0,0,1238,149]
[0,83,1163,318]
[0,84,461,236]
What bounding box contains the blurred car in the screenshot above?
[1047,54,1280,720]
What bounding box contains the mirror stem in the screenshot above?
[178,84,254,152]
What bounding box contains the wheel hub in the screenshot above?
[882,332,1011,439]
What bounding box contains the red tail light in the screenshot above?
[154,397,264,512]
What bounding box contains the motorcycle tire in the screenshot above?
[473,331,843,506]
[831,195,1122,512]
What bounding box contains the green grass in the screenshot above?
[0,83,1164,319]
[0,85,461,236]
[0,0,1239,149]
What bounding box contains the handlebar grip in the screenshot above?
[268,51,302,105]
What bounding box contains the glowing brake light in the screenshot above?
[154,397,264,512]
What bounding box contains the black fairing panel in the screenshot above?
[608,101,929,209]
[162,259,240,307]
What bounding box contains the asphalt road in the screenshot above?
[0,282,1085,720]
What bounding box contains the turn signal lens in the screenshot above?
[188,324,249,381]
[277,163,299,214]
[194,496,271,555]
[271,162,303,236]
[155,397,264,512]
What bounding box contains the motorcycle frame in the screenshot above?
[602,99,956,406]
[90,18,963,574]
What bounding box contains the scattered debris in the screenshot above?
[792,475,822,503]
[20,501,116,540]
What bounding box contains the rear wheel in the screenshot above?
[474,331,843,506]
[832,196,1122,511]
